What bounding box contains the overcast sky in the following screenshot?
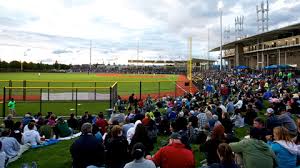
[0,0,299,65]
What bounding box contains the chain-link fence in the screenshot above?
[1,83,118,117]
[0,79,197,117]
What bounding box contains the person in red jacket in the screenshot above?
[147,132,195,168]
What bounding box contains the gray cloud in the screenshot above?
[52,49,73,54]
[0,0,299,63]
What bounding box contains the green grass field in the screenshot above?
[0,73,181,117]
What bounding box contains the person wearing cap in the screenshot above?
[265,108,280,133]
[147,132,195,168]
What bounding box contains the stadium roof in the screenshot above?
[128,58,216,64]
[210,22,300,52]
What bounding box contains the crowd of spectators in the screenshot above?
[2,69,300,168]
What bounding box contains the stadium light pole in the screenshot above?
[21,49,31,72]
[218,0,223,71]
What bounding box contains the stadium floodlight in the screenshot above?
[218,0,223,71]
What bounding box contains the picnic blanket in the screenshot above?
[31,139,60,149]
[58,132,82,140]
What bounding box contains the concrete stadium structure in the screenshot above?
[128,58,216,70]
[211,23,300,69]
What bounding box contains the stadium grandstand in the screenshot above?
[210,23,300,69]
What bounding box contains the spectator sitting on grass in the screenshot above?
[253,117,269,142]
[109,110,126,124]
[55,117,72,138]
[22,113,33,127]
[22,122,42,146]
[92,124,103,143]
[124,143,156,168]
[1,129,30,163]
[0,141,6,168]
[106,125,129,168]
[70,123,105,168]
[4,114,14,130]
[130,124,154,156]
[206,143,239,168]
[45,111,53,120]
[147,132,195,168]
[67,113,78,131]
[202,125,227,166]
[122,117,134,137]
[267,126,298,168]
[81,111,93,125]
[229,127,276,168]
[95,112,108,135]
[47,114,56,127]
[35,112,45,129]
[11,121,23,144]
[23,120,37,133]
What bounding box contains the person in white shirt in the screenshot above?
[23,120,37,133]
[0,141,7,168]
[22,122,42,146]
[234,99,243,109]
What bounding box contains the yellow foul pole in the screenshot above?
[188,37,192,93]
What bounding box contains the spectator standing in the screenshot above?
[7,98,16,116]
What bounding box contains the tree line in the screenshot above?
[0,60,71,72]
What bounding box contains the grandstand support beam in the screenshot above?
[188,37,193,93]
[3,87,6,118]
[285,51,287,64]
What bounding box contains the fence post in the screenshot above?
[40,88,42,113]
[3,87,6,118]
[139,81,142,100]
[158,81,161,99]
[75,88,78,117]
[47,82,50,101]
[8,80,12,99]
[72,82,74,101]
[23,80,26,101]
[94,82,97,101]
[110,87,112,108]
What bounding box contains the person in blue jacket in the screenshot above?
[267,126,299,168]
